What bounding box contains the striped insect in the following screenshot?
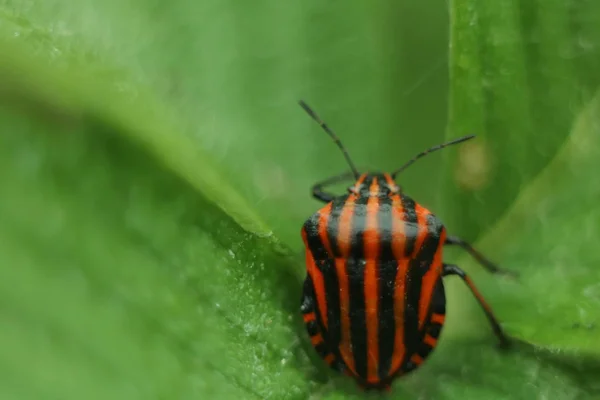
[298,100,515,391]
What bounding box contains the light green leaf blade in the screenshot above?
[455,90,600,352]
[444,0,600,241]
[441,0,600,359]
[0,62,312,398]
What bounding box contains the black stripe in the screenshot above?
[348,174,373,260]
[401,194,418,256]
[302,275,324,330]
[401,194,422,365]
[376,195,396,379]
[306,320,319,336]
[347,192,369,380]
[325,193,371,376]
[356,174,375,198]
[315,342,329,358]
[326,196,347,258]
[428,280,446,338]
[300,276,313,314]
[320,258,341,351]
[417,279,446,360]
[303,213,327,260]
[303,209,342,356]
[303,275,345,373]
[427,323,442,340]
[404,212,443,365]
[318,202,344,353]
[416,215,445,360]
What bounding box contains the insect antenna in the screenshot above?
[391,135,476,178]
[299,100,360,180]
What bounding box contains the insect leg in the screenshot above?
[444,235,518,278]
[301,277,345,371]
[311,171,356,203]
[442,264,511,348]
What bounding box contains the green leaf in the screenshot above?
[444,0,600,241]
[455,90,600,351]
[418,88,600,398]
[442,0,600,363]
[2,1,600,399]
[0,0,453,246]
[0,55,309,398]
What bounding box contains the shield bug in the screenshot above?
[298,100,515,391]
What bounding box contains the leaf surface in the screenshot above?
[1,1,600,399]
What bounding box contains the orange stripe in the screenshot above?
[302,227,329,330]
[412,203,429,258]
[318,203,334,259]
[303,312,316,323]
[311,333,324,346]
[423,334,437,347]
[410,354,424,365]
[306,252,328,330]
[336,195,356,258]
[324,353,336,365]
[390,195,407,375]
[303,204,334,330]
[412,203,433,330]
[350,173,368,193]
[335,194,357,376]
[431,313,445,325]
[364,178,380,383]
[383,173,400,193]
[419,227,445,330]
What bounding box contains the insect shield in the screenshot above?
[298,100,516,391]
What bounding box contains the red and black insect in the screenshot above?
[298,100,515,391]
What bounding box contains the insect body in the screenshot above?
[298,100,514,391]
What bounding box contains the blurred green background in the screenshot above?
[0,0,454,245]
[1,0,600,398]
